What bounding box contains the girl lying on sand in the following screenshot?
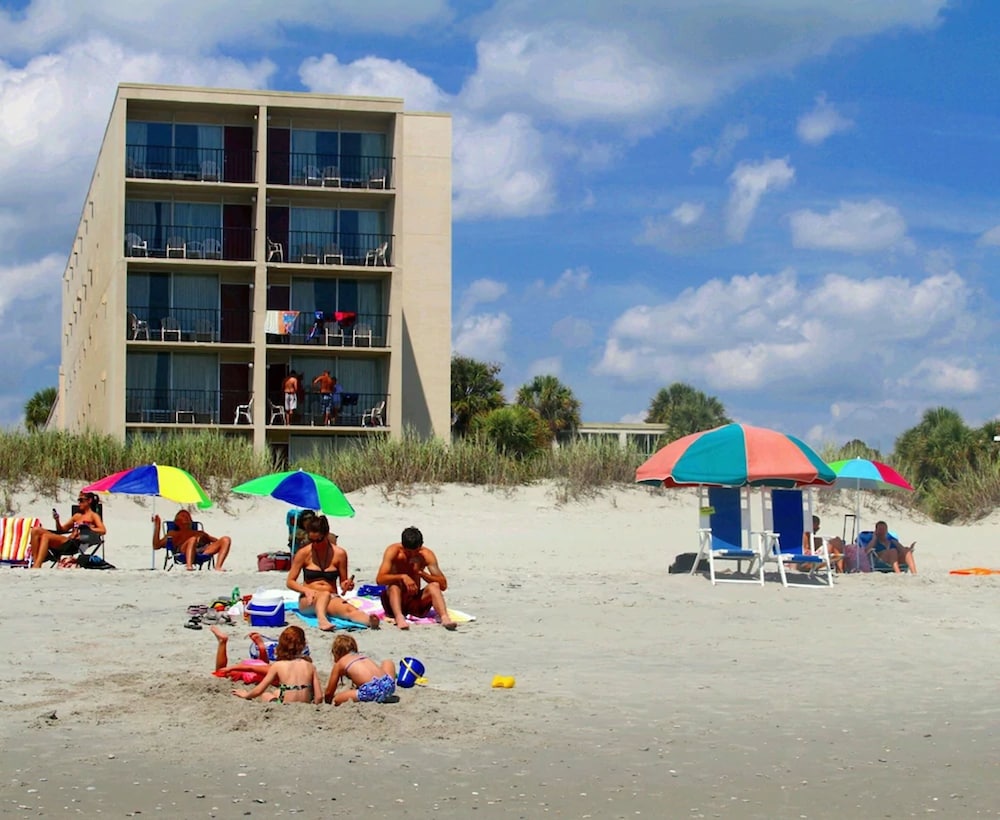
[211,625,321,704]
[325,634,397,705]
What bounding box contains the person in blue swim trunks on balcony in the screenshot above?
[869,520,917,574]
[325,634,397,705]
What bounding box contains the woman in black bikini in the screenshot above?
[285,515,379,631]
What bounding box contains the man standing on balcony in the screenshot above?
[312,371,342,426]
[283,370,300,426]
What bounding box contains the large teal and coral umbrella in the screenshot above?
[636,423,835,488]
[231,470,355,518]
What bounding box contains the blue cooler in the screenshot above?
[247,593,285,627]
[397,656,425,688]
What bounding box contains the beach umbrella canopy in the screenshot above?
[231,469,355,517]
[84,463,212,508]
[636,423,836,488]
[827,458,914,536]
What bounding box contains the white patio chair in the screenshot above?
[200,159,220,181]
[125,233,148,257]
[365,241,388,266]
[760,489,834,588]
[352,323,373,347]
[128,312,150,340]
[203,237,223,260]
[267,238,284,262]
[322,166,341,187]
[302,165,323,186]
[234,397,253,424]
[361,400,386,427]
[268,399,287,425]
[367,167,387,189]
[161,316,182,341]
[325,324,345,346]
[323,244,344,265]
[166,237,186,258]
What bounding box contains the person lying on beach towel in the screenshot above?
[224,625,321,703]
[325,634,397,705]
[286,515,380,631]
[376,526,457,630]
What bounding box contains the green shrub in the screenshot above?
[471,406,551,460]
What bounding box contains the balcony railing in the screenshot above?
[267,391,388,427]
[267,152,394,189]
[271,231,391,267]
[124,223,255,261]
[264,311,389,347]
[126,145,257,183]
[125,388,252,425]
[127,306,254,344]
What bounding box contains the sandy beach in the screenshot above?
[1,481,998,818]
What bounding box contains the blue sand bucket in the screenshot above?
[397,656,425,688]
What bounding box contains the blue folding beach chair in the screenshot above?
[163,519,213,570]
[761,489,833,588]
[693,486,763,585]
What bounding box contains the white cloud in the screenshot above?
[978,225,1000,246]
[898,358,982,395]
[691,123,749,168]
[458,278,507,319]
[298,54,449,111]
[550,316,594,349]
[790,199,907,252]
[548,267,590,297]
[0,0,451,55]
[593,268,979,402]
[452,112,554,219]
[453,313,511,362]
[796,94,853,144]
[672,202,705,226]
[725,157,794,242]
[527,356,562,378]
[636,202,717,253]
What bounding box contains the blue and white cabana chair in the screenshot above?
[693,486,764,585]
[760,489,833,588]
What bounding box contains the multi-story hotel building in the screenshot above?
[56,83,451,461]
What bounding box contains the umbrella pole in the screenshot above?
[150,500,157,571]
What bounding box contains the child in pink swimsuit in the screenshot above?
[325,634,397,705]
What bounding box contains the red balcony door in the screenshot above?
[220,283,251,343]
[220,363,251,425]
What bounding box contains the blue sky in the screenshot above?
[1,0,998,451]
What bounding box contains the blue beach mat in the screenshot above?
[285,600,368,631]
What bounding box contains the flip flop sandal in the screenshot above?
[186,604,209,617]
[201,611,221,623]
[184,619,203,630]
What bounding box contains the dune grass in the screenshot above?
[2,429,995,522]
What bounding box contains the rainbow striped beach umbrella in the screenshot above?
[84,463,212,508]
[636,423,835,488]
[827,458,913,535]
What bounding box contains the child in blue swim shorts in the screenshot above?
[325,634,398,705]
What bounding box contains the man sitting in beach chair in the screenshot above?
[152,510,232,571]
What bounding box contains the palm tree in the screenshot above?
[645,382,731,441]
[894,407,977,488]
[451,356,505,436]
[515,375,581,441]
[24,387,57,431]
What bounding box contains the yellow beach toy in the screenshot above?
[491,675,516,688]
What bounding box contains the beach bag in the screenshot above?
[669,552,709,574]
[257,552,277,572]
[77,553,116,570]
[248,635,311,662]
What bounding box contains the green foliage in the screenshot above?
[894,407,983,489]
[451,355,505,436]
[515,374,581,440]
[24,387,57,431]
[471,406,551,460]
[645,382,731,441]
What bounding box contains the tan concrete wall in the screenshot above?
[394,112,452,439]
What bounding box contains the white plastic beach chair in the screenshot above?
[760,489,834,588]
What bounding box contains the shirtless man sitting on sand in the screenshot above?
[376,526,456,630]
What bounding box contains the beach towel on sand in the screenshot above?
[346,594,476,626]
[286,600,369,631]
